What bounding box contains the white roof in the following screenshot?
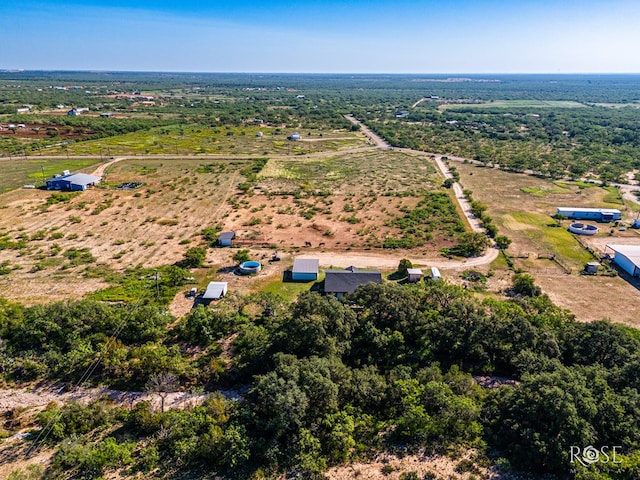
[203,282,227,299]
[557,207,621,214]
[293,258,319,274]
[406,268,423,275]
[607,244,640,265]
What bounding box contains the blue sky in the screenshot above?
[2,0,639,73]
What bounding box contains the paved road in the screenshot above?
[345,114,390,148]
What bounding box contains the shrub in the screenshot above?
[181,247,207,268]
[233,249,251,264]
[397,258,413,277]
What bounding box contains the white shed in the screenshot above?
[430,267,441,280]
[203,282,228,301]
[406,268,423,283]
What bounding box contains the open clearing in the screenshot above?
[455,161,640,325]
[43,125,370,157]
[0,149,470,305]
[439,99,587,111]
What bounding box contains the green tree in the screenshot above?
[181,247,206,268]
[450,232,491,257]
[495,235,512,250]
[397,258,413,277]
[232,249,251,264]
[511,273,542,297]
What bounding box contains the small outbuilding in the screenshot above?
[287,132,301,141]
[292,258,320,281]
[406,268,423,283]
[584,262,600,274]
[606,244,640,277]
[218,231,235,247]
[324,267,382,300]
[46,173,101,191]
[202,282,228,302]
[430,267,441,280]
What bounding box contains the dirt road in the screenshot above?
[312,248,499,270]
[0,384,242,414]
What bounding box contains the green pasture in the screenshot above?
[520,185,573,197]
[508,211,594,266]
[43,125,367,157]
[259,150,440,194]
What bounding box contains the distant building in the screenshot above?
[406,268,423,283]
[287,132,301,141]
[67,108,79,116]
[46,173,101,191]
[606,244,640,277]
[324,267,382,300]
[292,258,319,281]
[16,107,30,113]
[202,282,228,302]
[218,231,235,247]
[556,207,621,222]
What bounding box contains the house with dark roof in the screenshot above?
[324,267,382,300]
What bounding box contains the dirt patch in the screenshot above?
[0,123,95,140]
[326,451,497,480]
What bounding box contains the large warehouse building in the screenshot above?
[46,172,101,191]
[556,207,621,222]
[606,244,640,277]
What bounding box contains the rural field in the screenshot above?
[0,148,464,304]
[454,161,640,325]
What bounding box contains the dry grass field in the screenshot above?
[455,161,640,325]
[0,150,456,305]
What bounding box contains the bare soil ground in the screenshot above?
[0,123,95,140]
[326,451,498,480]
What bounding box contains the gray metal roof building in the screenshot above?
[46,173,101,191]
[218,231,236,247]
[292,258,319,281]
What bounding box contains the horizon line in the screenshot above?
[3,69,640,76]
